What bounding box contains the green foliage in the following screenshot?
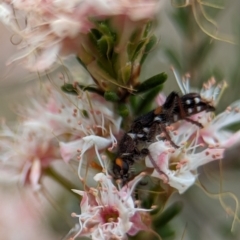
[152,201,183,227]
[61,83,104,96]
[136,72,167,93]
[72,18,163,101]
[81,109,89,118]
[61,83,78,95]
[152,201,183,239]
[134,84,163,115]
[104,91,120,102]
[140,35,158,64]
[76,56,88,70]
[118,104,129,117]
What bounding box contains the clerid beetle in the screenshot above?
[112,91,215,184]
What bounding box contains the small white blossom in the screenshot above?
[70,172,148,240]
[146,140,224,194]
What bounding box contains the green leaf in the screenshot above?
[118,104,129,117]
[134,84,163,115]
[143,21,153,38]
[153,201,183,228]
[119,62,132,84]
[155,225,175,239]
[104,91,120,102]
[128,27,145,60]
[150,202,181,239]
[89,30,116,77]
[97,36,109,58]
[129,94,138,111]
[91,20,116,40]
[130,27,144,43]
[97,35,114,60]
[96,58,116,79]
[91,28,102,41]
[98,21,114,36]
[81,109,89,118]
[76,56,88,70]
[136,72,167,93]
[140,35,158,65]
[61,83,78,95]
[78,85,104,96]
[61,83,104,96]
[130,40,146,62]
[89,29,104,54]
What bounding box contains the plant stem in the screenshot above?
[44,166,82,200]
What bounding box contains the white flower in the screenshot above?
[146,75,240,193]
[87,0,161,21]
[21,85,121,138]
[176,77,240,149]
[0,121,60,190]
[17,84,120,178]
[199,100,240,148]
[0,84,121,188]
[146,140,224,194]
[0,3,12,26]
[70,172,148,240]
[60,135,113,179]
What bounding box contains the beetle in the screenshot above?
[112,91,215,184]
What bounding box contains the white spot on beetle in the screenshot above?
[143,127,149,133]
[186,99,191,105]
[194,97,200,104]
[188,108,193,114]
[154,116,162,122]
[197,106,202,112]
[127,133,136,139]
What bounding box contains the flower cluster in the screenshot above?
[70,172,148,240]
[0,0,160,71]
[0,84,121,189]
[146,77,240,193]
[0,1,239,240]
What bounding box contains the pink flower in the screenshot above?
[70,172,148,240]
[146,75,240,193]
[199,100,240,148]
[0,0,160,71]
[176,76,240,149]
[20,85,121,138]
[17,84,120,179]
[146,140,224,194]
[86,0,161,21]
[0,84,121,189]
[0,121,60,190]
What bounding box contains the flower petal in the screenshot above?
[59,139,83,163]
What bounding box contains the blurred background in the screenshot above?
[0,1,240,239]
